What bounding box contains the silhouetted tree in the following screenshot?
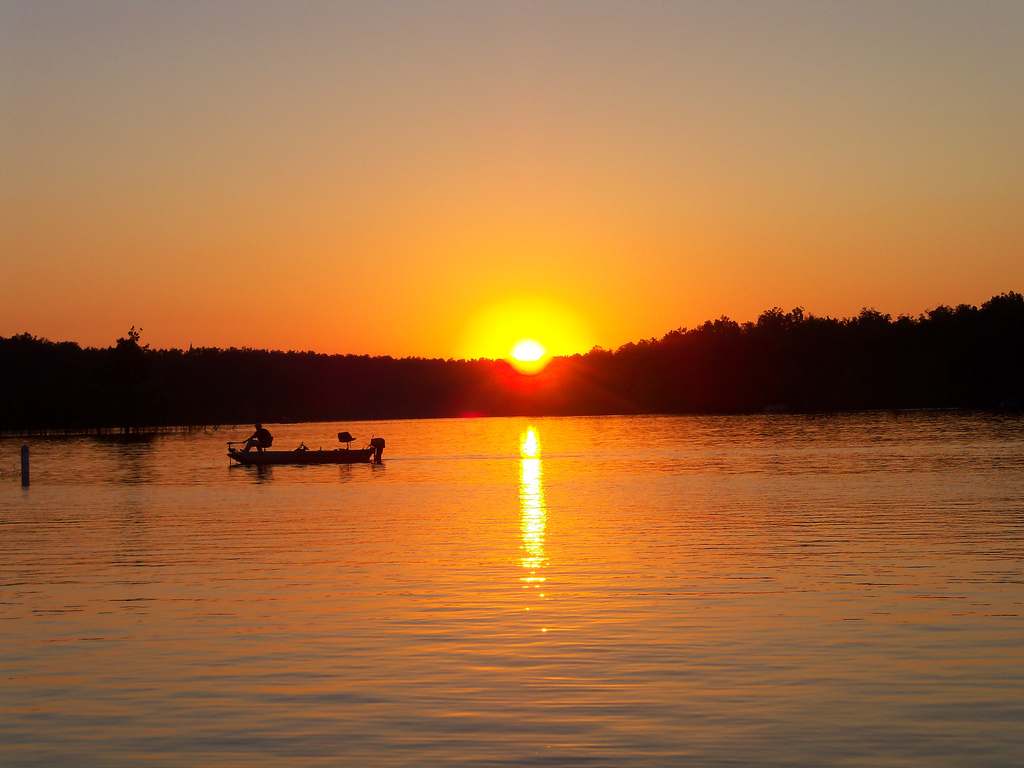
[109,327,150,432]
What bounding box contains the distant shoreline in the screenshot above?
[3,292,1022,433]
[3,406,1022,440]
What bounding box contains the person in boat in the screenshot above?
[242,423,273,453]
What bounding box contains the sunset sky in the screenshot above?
[2,1,1022,359]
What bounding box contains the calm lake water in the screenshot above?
[2,413,1023,767]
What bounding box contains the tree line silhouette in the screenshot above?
[2,292,1022,432]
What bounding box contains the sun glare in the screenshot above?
[509,339,548,374]
[459,298,590,365]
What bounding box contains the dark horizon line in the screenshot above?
[5,292,1021,362]
[4,405,1016,441]
[3,290,1022,433]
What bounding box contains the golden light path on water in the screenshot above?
[519,427,547,626]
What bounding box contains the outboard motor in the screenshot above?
[370,437,385,464]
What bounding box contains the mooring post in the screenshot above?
[21,445,30,487]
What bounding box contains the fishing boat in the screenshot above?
[228,433,385,466]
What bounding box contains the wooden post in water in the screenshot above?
[21,445,30,487]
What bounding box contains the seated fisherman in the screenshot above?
[242,423,273,453]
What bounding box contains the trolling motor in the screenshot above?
[370,437,385,464]
[338,431,385,463]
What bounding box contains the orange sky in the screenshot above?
[2,2,1022,358]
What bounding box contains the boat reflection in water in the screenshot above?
[519,427,547,623]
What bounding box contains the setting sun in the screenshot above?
[460,298,591,365]
[509,339,549,374]
[511,339,545,362]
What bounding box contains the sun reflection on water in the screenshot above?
[519,427,547,587]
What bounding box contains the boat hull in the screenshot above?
[228,448,375,465]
